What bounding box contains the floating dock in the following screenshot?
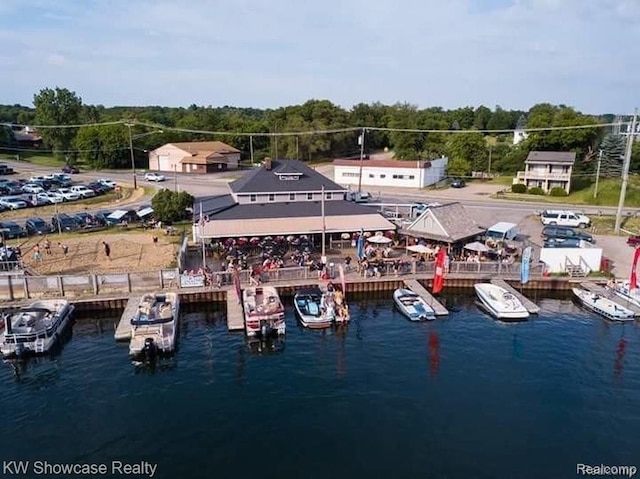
[226,289,245,331]
[403,279,449,316]
[491,279,541,314]
[114,296,140,341]
[578,282,640,317]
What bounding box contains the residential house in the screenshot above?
[333,157,448,189]
[148,141,241,174]
[513,151,576,194]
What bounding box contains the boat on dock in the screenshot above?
[243,286,286,338]
[294,286,350,328]
[1,299,75,357]
[129,292,180,359]
[474,283,529,320]
[572,287,635,321]
[393,288,436,321]
[611,280,640,310]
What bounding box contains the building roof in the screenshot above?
[153,141,240,165]
[333,159,432,169]
[229,159,345,194]
[525,151,576,165]
[405,202,485,243]
[206,199,375,221]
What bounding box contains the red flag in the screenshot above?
[432,248,446,294]
[630,248,640,290]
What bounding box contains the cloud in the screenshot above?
[0,0,638,113]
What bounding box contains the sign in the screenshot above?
[179,274,205,288]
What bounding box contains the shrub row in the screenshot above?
[510,184,568,196]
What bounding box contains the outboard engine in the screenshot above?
[142,337,157,360]
[14,343,24,357]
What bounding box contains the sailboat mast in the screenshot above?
[321,185,326,258]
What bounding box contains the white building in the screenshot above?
[513,128,528,145]
[333,157,448,189]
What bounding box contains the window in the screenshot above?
[341,172,360,177]
[392,174,398,179]
[369,174,374,178]
[380,174,386,178]
[268,194,275,202]
[289,193,295,201]
[326,192,332,200]
[409,175,415,180]
[250,194,256,202]
[307,193,313,200]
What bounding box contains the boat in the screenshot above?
[294,286,350,328]
[474,283,530,320]
[572,287,635,321]
[393,288,436,321]
[611,280,640,309]
[243,286,286,337]
[1,299,75,357]
[129,292,180,359]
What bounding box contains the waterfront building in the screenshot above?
[148,141,241,173]
[403,203,485,245]
[333,157,448,189]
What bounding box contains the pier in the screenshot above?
[226,290,245,331]
[491,279,541,314]
[578,281,640,317]
[403,279,449,316]
[114,296,140,341]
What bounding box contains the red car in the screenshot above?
[627,235,640,247]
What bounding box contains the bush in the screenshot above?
[549,187,568,197]
[527,187,546,195]
[511,183,527,193]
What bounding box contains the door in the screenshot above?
[157,155,171,171]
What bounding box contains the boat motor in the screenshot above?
[142,337,157,360]
[14,342,24,357]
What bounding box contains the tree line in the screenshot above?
[0,87,638,178]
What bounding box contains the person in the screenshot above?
[58,242,68,256]
[103,241,111,259]
[344,256,352,272]
[44,238,52,255]
[152,236,158,244]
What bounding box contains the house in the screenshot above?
[333,157,448,189]
[148,141,241,174]
[403,203,485,244]
[513,151,576,194]
[195,158,395,240]
[1,124,42,149]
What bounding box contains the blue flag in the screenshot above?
[521,246,532,284]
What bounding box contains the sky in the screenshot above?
[0,0,638,114]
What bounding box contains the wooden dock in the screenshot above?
[403,279,449,316]
[491,279,541,314]
[226,290,245,331]
[114,296,140,341]
[578,281,640,317]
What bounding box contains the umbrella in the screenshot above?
[367,235,393,244]
[341,233,351,240]
[407,244,433,254]
[464,241,490,252]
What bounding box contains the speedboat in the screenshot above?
[393,288,436,321]
[611,280,640,309]
[129,292,180,359]
[474,283,530,320]
[572,287,635,321]
[1,299,75,357]
[243,286,286,338]
[294,286,350,328]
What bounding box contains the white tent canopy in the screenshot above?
[107,210,129,221]
[464,241,490,252]
[137,207,154,218]
[407,244,434,254]
[367,235,392,244]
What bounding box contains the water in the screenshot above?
[1,292,640,479]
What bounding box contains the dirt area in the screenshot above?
[18,232,178,275]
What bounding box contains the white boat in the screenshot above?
[611,280,640,309]
[393,288,436,321]
[1,299,75,357]
[474,283,530,320]
[129,292,180,359]
[294,286,350,328]
[572,287,635,321]
[243,286,286,337]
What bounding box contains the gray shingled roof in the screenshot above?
[406,202,485,243]
[229,159,346,193]
[525,151,576,164]
[207,200,382,221]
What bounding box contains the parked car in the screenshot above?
[93,210,113,226]
[98,178,117,189]
[70,185,97,198]
[543,237,582,248]
[144,172,166,182]
[51,213,80,232]
[62,165,80,174]
[36,191,64,204]
[0,221,27,239]
[0,197,28,210]
[1,182,24,195]
[627,235,640,247]
[86,182,109,195]
[25,217,54,235]
[74,212,103,229]
[542,225,594,243]
[55,188,81,202]
[21,183,45,194]
[450,178,466,188]
[29,175,47,183]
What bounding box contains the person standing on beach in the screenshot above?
[103,241,111,259]
[58,242,68,256]
[44,238,52,255]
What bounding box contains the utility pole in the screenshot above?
[614,109,638,234]
[249,135,254,165]
[296,136,299,160]
[488,147,492,176]
[357,128,366,193]
[593,150,602,199]
[126,123,137,190]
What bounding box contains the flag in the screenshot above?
[630,248,640,290]
[339,264,346,300]
[520,246,532,285]
[199,202,205,227]
[233,266,242,303]
[356,234,365,260]
[432,248,446,294]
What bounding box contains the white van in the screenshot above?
[346,191,371,203]
[485,222,518,242]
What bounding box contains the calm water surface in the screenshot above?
[1,291,639,479]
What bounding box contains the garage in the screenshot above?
[157,155,171,171]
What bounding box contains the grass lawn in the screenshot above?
[590,215,640,235]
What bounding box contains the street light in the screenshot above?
[125,123,163,189]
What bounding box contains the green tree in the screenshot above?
[151,189,195,222]
[445,132,487,172]
[598,134,625,177]
[33,87,83,160]
[630,141,640,174]
[473,106,492,130]
[75,124,129,169]
[0,125,14,148]
[446,157,471,177]
[387,103,422,159]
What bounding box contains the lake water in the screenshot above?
[1,290,639,479]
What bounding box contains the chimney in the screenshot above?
[264,157,272,170]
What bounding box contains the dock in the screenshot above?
[578,282,640,317]
[114,296,140,341]
[226,290,245,331]
[491,279,541,314]
[403,279,449,316]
